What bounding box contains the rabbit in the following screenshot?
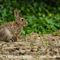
[0,9,27,42]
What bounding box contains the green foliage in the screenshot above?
[0,0,60,35]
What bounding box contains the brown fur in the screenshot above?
[0,9,27,42]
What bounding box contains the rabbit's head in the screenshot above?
[16,17,28,28]
[14,9,27,28]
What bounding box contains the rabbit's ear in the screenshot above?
[14,9,19,17]
[14,9,22,22]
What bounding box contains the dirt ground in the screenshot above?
[0,31,60,60]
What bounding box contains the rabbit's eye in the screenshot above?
[21,18,24,21]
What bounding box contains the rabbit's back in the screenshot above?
[0,27,16,42]
[0,19,26,42]
[0,21,19,42]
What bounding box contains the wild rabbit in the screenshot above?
[0,9,27,42]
